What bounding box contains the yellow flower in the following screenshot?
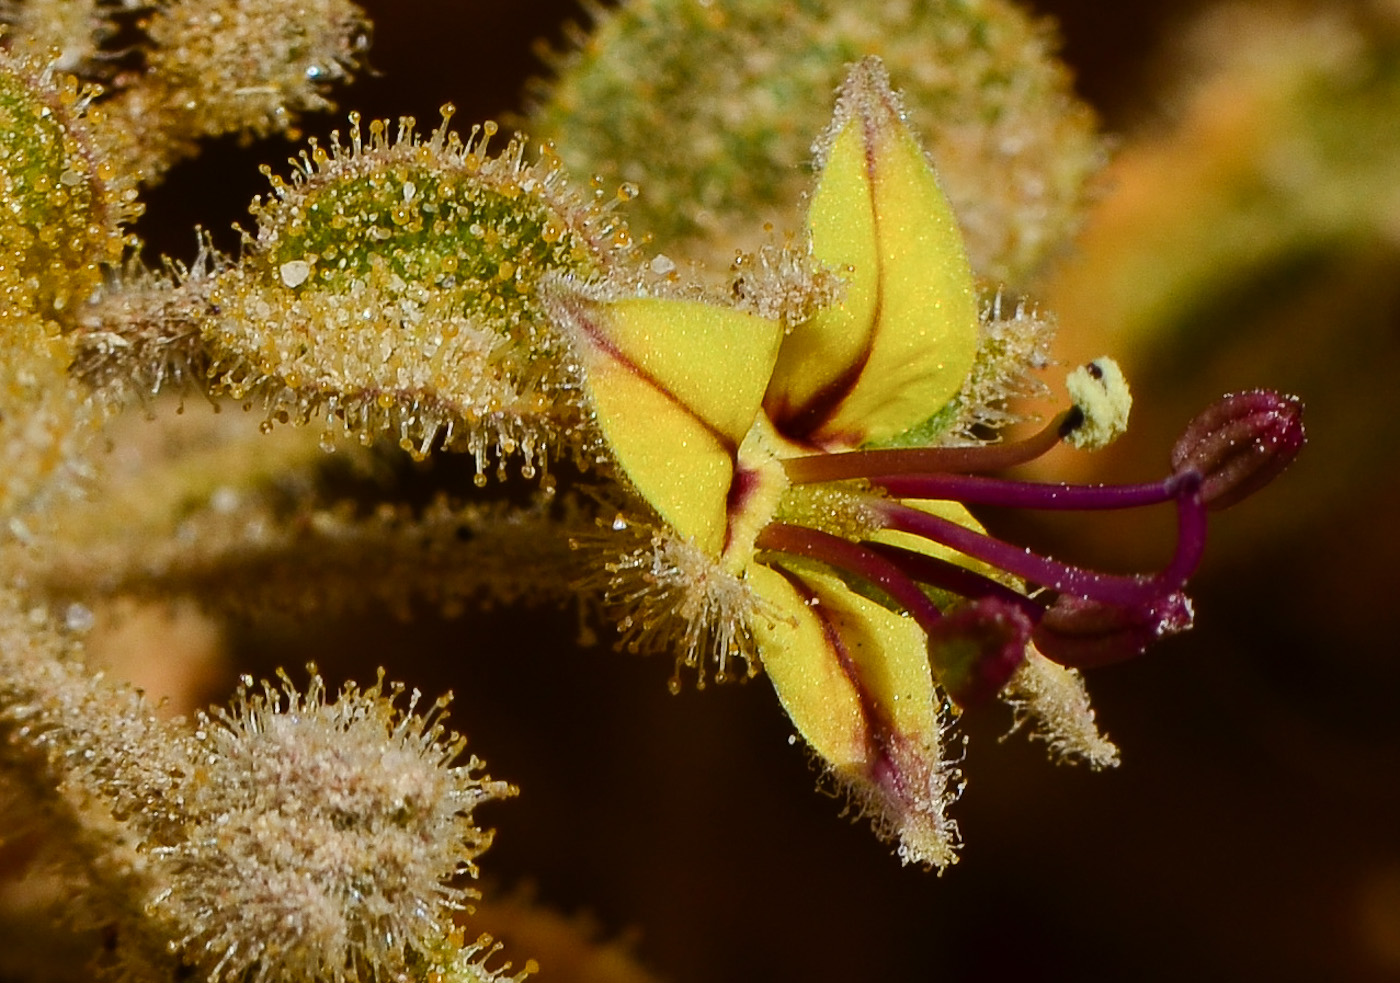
[546,59,1303,868]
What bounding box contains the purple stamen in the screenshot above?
[1033,590,1194,668]
[782,411,1075,484]
[755,525,1035,703]
[754,523,945,634]
[758,389,1303,677]
[1158,470,1207,591]
[871,472,1184,511]
[1171,390,1305,509]
[863,542,1044,622]
[871,470,1207,609]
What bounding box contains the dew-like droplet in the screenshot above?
[279,259,312,287]
[64,603,94,633]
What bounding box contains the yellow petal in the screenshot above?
[748,563,959,869]
[765,58,980,449]
[546,285,782,553]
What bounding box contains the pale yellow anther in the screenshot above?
[1065,356,1132,451]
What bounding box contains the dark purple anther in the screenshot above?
[925,598,1033,705]
[1033,591,1194,669]
[1170,390,1305,510]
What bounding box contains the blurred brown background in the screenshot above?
[131,1,1400,980]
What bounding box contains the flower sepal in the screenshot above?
[763,57,980,451]
[545,280,784,555]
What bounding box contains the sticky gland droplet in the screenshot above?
[280,259,312,287]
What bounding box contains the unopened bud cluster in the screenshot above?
[0,600,511,983]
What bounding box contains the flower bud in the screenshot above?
[1170,390,1305,510]
[0,51,135,319]
[204,108,637,473]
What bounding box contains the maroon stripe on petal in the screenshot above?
[773,116,886,445]
[564,292,739,457]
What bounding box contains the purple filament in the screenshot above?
[871,473,1183,511]
[754,523,945,634]
[873,471,1207,609]
[783,411,1073,484]
[863,542,1045,622]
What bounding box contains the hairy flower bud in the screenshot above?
[204,108,640,475]
[1170,390,1306,509]
[0,592,516,983]
[0,51,135,319]
[150,670,513,983]
[0,52,133,522]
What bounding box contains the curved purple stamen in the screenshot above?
[758,390,1301,674]
[754,523,945,634]
[1158,471,1207,589]
[862,542,1044,623]
[871,472,1183,511]
[871,471,1206,609]
[783,411,1075,484]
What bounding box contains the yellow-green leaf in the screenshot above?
[765,58,980,450]
[547,287,782,553]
